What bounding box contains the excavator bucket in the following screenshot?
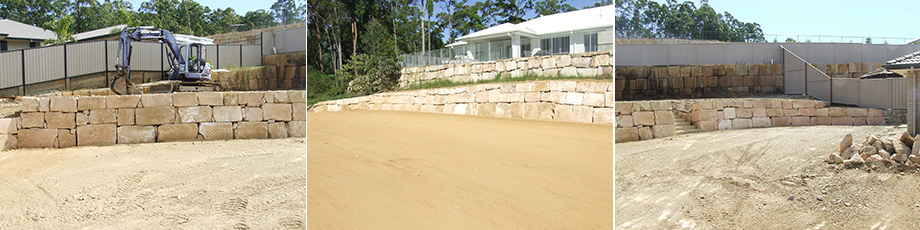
[110,76,142,95]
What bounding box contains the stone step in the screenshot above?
[676,129,702,135]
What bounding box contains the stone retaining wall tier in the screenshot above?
[398,52,613,88]
[0,90,306,150]
[310,80,614,125]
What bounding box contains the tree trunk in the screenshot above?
[352,21,357,76]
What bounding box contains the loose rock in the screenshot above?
[849,153,865,165]
[900,132,914,148]
[878,149,892,159]
[841,133,853,152]
[867,134,879,145]
[910,155,920,164]
[892,138,910,157]
[866,155,884,163]
[841,145,857,160]
[860,146,878,158]
[827,152,843,164]
[892,153,908,163]
[881,139,895,153]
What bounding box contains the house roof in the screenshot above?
[74,24,127,41]
[883,50,920,69]
[0,19,54,41]
[456,5,613,41]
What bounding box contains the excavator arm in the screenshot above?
[110,27,193,95]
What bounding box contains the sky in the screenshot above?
[679,0,919,44]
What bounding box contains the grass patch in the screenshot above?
[308,92,356,106]
[403,73,612,91]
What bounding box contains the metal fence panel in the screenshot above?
[640,45,668,65]
[204,44,219,69]
[668,44,693,65]
[616,43,920,66]
[128,42,163,71]
[24,46,64,84]
[832,78,859,105]
[858,78,893,109]
[891,78,908,109]
[783,48,807,94]
[261,32,274,55]
[242,45,261,67]
[806,65,831,101]
[218,45,241,68]
[273,27,305,54]
[866,45,889,64]
[615,45,639,66]
[66,41,106,77]
[692,44,722,65]
[0,51,22,89]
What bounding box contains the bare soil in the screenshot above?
[616,125,920,229]
[0,138,306,229]
[307,110,613,229]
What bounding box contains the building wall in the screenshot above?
[1,39,37,51]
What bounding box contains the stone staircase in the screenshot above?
[673,111,701,135]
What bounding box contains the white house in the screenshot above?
[448,5,613,62]
[0,19,54,51]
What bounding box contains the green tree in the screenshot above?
[584,0,612,9]
[270,0,305,24]
[785,38,795,43]
[532,0,576,16]
[615,0,763,42]
[44,15,77,44]
[0,0,69,28]
[241,9,278,31]
[865,37,872,44]
[342,18,400,94]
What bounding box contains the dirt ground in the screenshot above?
[615,125,920,229]
[307,110,613,229]
[0,138,306,229]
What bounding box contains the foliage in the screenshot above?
[615,0,764,42]
[533,0,576,17]
[0,0,302,37]
[865,37,872,44]
[44,15,77,45]
[340,19,401,95]
[785,38,796,43]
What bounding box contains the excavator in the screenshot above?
[110,27,219,95]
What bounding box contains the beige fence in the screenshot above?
[0,40,262,95]
[783,46,906,109]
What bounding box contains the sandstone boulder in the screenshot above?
[840,145,857,160]
[878,149,892,159]
[900,132,914,148]
[840,133,852,152]
[826,152,843,164]
[867,134,879,145]
[866,155,884,163]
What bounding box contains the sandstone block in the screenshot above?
[771,117,792,126]
[77,96,106,111]
[718,119,732,130]
[213,106,243,122]
[828,108,846,117]
[732,119,753,129]
[106,95,141,108]
[135,107,176,125]
[652,124,675,138]
[38,98,50,111]
[867,116,885,125]
[735,108,753,118]
[846,108,868,117]
[19,128,57,148]
[287,121,305,137]
[752,108,766,117]
[89,109,116,124]
[831,117,852,125]
[198,92,224,106]
[724,108,736,119]
[816,108,829,117]
[76,124,116,146]
[235,122,268,139]
[288,91,306,103]
[654,111,674,124]
[21,112,44,128]
[172,93,198,107]
[615,102,633,115]
[45,112,75,129]
[697,120,717,131]
[117,126,156,144]
[268,122,289,138]
[178,106,214,123]
[700,110,718,121]
[223,92,239,105]
[868,109,883,117]
[752,117,771,127]
[593,108,613,124]
[811,117,831,125]
[582,93,605,107]
[117,108,135,125]
[239,92,265,106]
[263,103,293,121]
[243,107,263,121]
[852,117,866,126]
[50,97,77,112]
[0,118,17,134]
[140,94,172,108]
[637,127,652,140]
[571,106,594,123]
[564,92,584,105]
[633,111,655,126]
[791,116,810,126]
[0,134,16,150]
[158,123,199,142]
[616,128,639,143]
[198,122,233,140]
[21,97,39,112]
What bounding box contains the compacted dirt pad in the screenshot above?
[616,125,920,229]
[308,110,613,229]
[0,138,306,229]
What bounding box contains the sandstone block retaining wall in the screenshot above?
[310,80,614,124]
[616,98,888,143]
[0,90,306,150]
[398,52,613,88]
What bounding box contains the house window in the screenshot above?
[584,33,598,52]
[0,41,6,51]
[540,38,551,56]
[521,39,531,57]
[552,36,569,54]
[29,42,37,48]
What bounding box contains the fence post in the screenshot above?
[64,42,68,91]
[105,40,109,88]
[161,43,165,80]
[20,49,25,95]
[217,44,220,69]
[240,44,243,67]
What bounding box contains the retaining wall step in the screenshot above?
[676,129,701,135]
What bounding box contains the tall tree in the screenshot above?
[615,0,763,42]
[44,15,77,44]
[241,9,279,31]
[270,0,305,24]
[532,0,575,16]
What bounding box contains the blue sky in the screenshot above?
[672,0,919,44]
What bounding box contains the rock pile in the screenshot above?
[827,132,920,166]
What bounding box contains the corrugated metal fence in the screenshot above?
[617,43,920,66]
[782,46,907,109]
[261,27,305,55]
[0,40,262,93]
